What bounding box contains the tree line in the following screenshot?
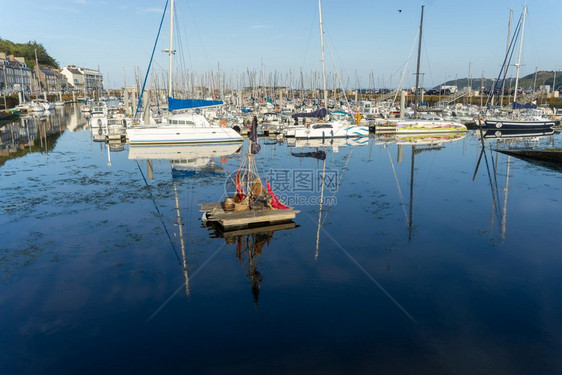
[0,38,59,69]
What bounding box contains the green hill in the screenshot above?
[0,38,59,69]
[439,71,560,91]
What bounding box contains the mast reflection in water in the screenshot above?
[1,117,562,374]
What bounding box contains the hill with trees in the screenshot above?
[0,38,59,69]
[438,71,560,92]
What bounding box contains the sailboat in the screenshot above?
[292,0,369,140]
[126,0,243,145]
[482,6,554,132]
[395,6,467,134]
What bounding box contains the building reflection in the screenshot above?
[0,105,85,165]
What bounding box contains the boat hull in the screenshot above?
[483,119,554,131]
[294,124,369,139]
[126,126,243,145]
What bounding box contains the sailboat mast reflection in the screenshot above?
[394,133,466,241]
[473,129,554,241]
[129,142,242,294]
[173,182,189,295]
[315,156,326,260]
[289,137,363,259]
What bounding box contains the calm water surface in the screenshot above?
[1,106,562,374]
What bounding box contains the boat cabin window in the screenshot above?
[312,124,333,129]
[170,120,195,125]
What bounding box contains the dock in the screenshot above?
[200,202,299,231]
[496,148,562,165]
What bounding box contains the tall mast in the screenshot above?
[513,6,527,104]
[500,9,513,107]
[413,5,424,119]
[168,0,175,98]
[318,0,328,111]
[34,48,40,100]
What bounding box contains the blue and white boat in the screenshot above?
[126,0,242,145]
[293,120,369,139]
[127,110,243,145]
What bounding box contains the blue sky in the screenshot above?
[2,0,561,89]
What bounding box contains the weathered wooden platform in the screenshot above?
[201,202,299,230]
[496,148,562,165]
[213,222,297,243]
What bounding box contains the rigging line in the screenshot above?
[380,43,416,93]
[392,33,418,104]
[146,242,226,323]
[183,0,212,72]
[386,146,409,227]
[173,8,188,93]
[321,146,354,226]
[325,43,348,102]
[525,8,539,76]
[324,25,348,86]
[492,21,522,107]
[421,34,432,90]
[312,215,417,324]
[487,13,523,108]
[134,0,169,120]
[300,8,316,72]
[135,160,182,266]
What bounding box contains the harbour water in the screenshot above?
[1,107,562,374]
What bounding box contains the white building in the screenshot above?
[61,65,84,91]
[61,65,103,93]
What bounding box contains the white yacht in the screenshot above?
[126,112,243,145]
[294,121,369,139]
[125,0,243,146]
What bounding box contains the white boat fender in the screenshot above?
[201,212,208,222]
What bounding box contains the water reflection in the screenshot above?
[373,133,467,241]
[0,104,87,165]
[288,137,368,259]
[127,143,243,296]
[211,223,297,305]
[474,129,558,241]
[481,128,555,142]
[128,143,242,179]
[3,122,562,373]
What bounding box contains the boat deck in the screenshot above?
[200,202,299,230]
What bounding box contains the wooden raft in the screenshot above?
[200,202,299,230]
[496,149,562,164]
